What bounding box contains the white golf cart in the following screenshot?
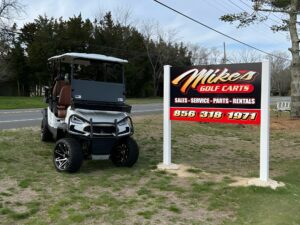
[41,53,139,172]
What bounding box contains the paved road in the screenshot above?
[0,96,291,130]
[0,104,163,130]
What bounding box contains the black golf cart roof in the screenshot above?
[48,52,128,64]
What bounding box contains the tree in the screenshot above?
[269,51,291,95]
[0,0,23,72]
[141,22,190,96]
[0,0,23,30]
[4,10,193,97]
[228,49,263,63]
[220,0,300,118]
[9,41,29,96]
[188,44,210,65]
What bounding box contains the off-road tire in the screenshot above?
[53,138,83,173]
[41,113,53,142]
[111,137,139,167]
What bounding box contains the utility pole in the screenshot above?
[222,42,227,64]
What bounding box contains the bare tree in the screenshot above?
[0,0,24,82]
[208,47,221,64]
[141,21,178,96]
[95,6,136,28]
[113,6,135,27]
[188,44,210,65]
[269,51,291,95]
[229,49,263,63]
[0,0,23,56]
[0,0,23,28]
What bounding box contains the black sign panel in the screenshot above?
[170,63,262,124]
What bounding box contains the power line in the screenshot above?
[204,0,284,46]
[215,0,237,14]
[227,0,286,37]
[153,0,290,61]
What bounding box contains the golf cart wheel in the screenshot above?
[53,138,83,173]
[111,137,139,167]
[41,116,52,142]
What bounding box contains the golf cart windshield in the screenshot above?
[48,53,130,112]
[70,60,125,104]
[73,62,123,83]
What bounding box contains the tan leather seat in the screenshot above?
[52,80,65,98]
[57,85,71,118]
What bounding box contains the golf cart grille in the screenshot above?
[84,125,116,136]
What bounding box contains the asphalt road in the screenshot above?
[0,96,291,130]
[0,103,163,130]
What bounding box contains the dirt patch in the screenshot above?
[1,186,38,206]
[0,177,38,214]
[0,177,18,193]
[156,164,229,183]
[271,117,300,130]
[229,177,285,190]
[156,164,285,190]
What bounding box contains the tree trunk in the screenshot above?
[153,72,157,96]
[17,80,20,96]
[289,0,300,118]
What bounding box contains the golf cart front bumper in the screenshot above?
[67,114,134,138]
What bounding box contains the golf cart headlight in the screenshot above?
[118,118,129,126]
[70,116,84,125]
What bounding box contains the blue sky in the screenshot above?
[16,0,291,57]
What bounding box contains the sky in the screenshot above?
[15,0,291,59]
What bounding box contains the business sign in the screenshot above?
[162,62,271,183]
[170,63,262,124]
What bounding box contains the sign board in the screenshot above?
[163,62,270,182]
[170,63,262,125]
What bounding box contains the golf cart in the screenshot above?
[41,53,139,172]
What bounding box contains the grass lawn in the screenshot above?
[0,96,46,110]
[0,112,299,224]
[0,96,162,110]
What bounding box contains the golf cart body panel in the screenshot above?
[66,108,132,138]
[41,52,139,172]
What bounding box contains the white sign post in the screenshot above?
[260,60,271,182]
[163,65,172,166]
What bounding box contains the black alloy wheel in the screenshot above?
[53,138,83,172]
[111,137,139,167]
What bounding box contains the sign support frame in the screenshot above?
[259,60,270,182]
[162,61,276,186]
[163,65,172,166]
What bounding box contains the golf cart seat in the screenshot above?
[52,80,65,98]
[57,85,71,118]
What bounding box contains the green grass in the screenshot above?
[0,96,46,109]
[0,96,162,110]
[0,115,300,224]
